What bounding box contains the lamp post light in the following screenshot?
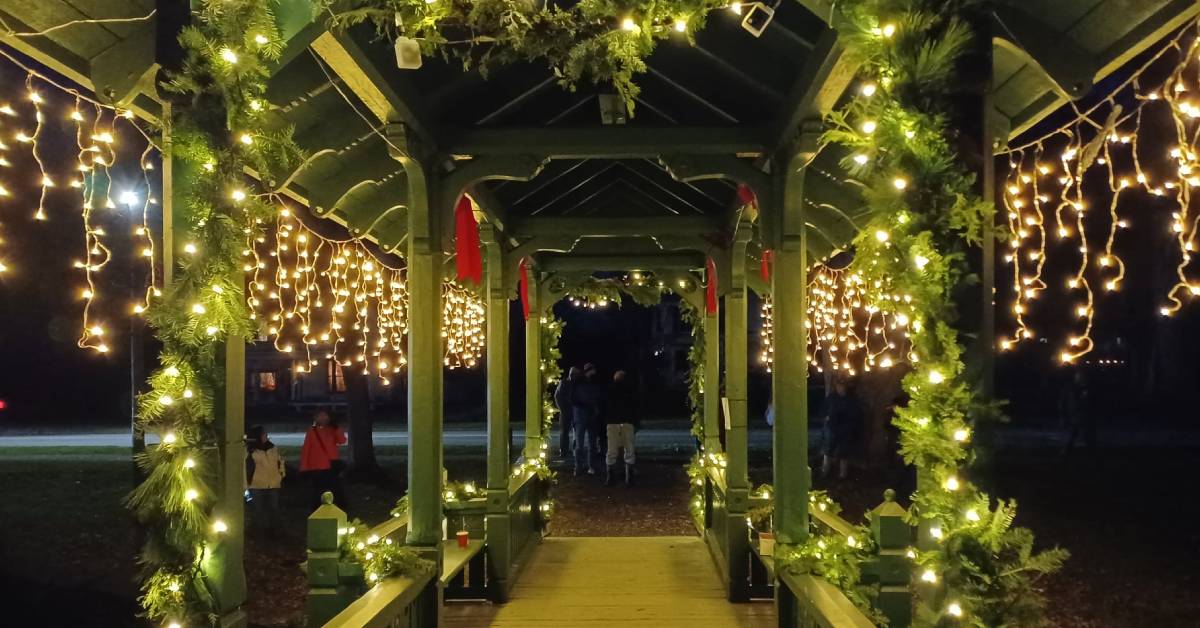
[122,189,147,482]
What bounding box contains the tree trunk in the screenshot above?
[345,368,378,471]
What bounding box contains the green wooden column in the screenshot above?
[480,224,513,600]
[164,123,247,627]
[772,149,811,547]
[524,269,543,458]
[772,142,815,628]
[724,225,752,602]
[703,290,721,454]
[388,124,443,626]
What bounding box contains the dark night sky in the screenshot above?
[0,55,159,426]
[3,35,1200,430]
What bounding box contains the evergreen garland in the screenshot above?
[819,1,1067,624]
[124,1,307,623]
[339,520,436,584]
[319,0,733,115]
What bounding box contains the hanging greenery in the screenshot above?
[318,0,734,114]
[540,312,565,438]
[677,298,706,441]
[816,0,1066,625]
[339,519,435,584]
[123,1,308,623]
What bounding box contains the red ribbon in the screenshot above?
[518,258,531,321]
[705,257,718,315]
[454,195,483,285]
[736,183,757,210]
[760,249,773,282]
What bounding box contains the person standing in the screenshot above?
[603,370,639,487]
[555,367,580,462]
[821,379,861,480]
[571,364,602,476]
[245,425,285,529]
[300,408,348,508]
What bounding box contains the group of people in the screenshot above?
[242,409,349,530]
[554,363,640,486]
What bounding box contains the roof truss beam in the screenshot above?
[444,127,767,158]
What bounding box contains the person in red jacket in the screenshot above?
[300,409,348,508]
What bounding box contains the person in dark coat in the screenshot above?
[571,364,602,476]
[554,367,580,461]
[821,379,861,480]
[603,370,639,486]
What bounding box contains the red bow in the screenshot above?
[760,249,773,282]
[736,184,757,210]
[454,195,482,285]
[705,257,718,315]
[519,258,531,321]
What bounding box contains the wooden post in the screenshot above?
[772,139,814,626]
[703,292,721,454]
[481,224,512,600]
[724,225,752,602]
[164,119,247,626]
[305,493,353,624]
[388,124,443,627]
[524,269,543,458]
[869,490,914,628]
[772,148,811,547]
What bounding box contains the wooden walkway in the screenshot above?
[444,536,775,627]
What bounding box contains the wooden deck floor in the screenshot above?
[444,536,775,627]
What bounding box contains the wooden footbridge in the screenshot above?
[444,537,775,628]
[2,0,1193,626]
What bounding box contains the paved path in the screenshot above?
[443,536,774,627]
[0,427,778,449]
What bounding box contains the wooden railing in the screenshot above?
[779,571,876,628]
[323,570,434,628]
[507,470,545,570]
[306,491,496,627]
[756,491,914,628]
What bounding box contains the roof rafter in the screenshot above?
[770,27,857,153]
[309,30,436,147]
[445,127,766,158]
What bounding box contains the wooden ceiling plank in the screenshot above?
[770,27,857,152]
[445,127,766,158]
[309,30,435,146]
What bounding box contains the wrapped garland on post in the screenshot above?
[320,0,734,115]
[782,1,1067,625]
[125,1,307,623]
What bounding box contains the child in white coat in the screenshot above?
[246,425,285,529]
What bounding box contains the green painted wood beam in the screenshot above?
[442,154,547,240]
[481,224,513,599]
[309,30,436,147]
[791,0,839,24]
[537,252,706,273]
[703,292,721,454]
[770,28,858,154]
[390,126,444,554]
[510,216,722,239]
[722,224,752,602]
[524,270,544,458]
[443,127,767,158]
[772,151,811,547]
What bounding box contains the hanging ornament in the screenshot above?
[454,195,483,285]
[705,256,718,315]
[519,258,531,321]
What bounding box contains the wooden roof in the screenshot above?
[2,0,1194,268]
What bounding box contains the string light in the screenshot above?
[442,282,485,369]
[998,20,1200,361]
[246,206,410,381]
[760,264,913,375]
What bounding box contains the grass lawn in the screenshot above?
[5,442,1199,627]
[0,445,486,627]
